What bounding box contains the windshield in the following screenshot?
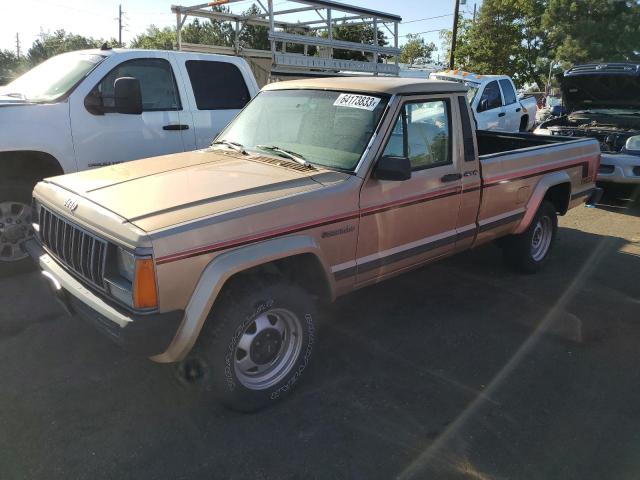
[216,89,388,171]
[546,96,562,107]
[432,75,479,103]
[0,52,105,102]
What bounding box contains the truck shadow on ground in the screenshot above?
[1,225,639,480]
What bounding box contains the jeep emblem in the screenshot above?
[64,198,78,213]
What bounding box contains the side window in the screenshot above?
[95,58,181,112]
[382,99,451,170]
[499,79,517,105]
[457,96,476,162]
[478,81,502,111]
[185,60,250,110]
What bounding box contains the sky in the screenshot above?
[0,0,481,61]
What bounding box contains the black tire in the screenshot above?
[502,201,557,273]
[0,180,37,278]
[519,115,529,132]
[188,279,319,412]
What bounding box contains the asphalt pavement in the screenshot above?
[1,190,639,480]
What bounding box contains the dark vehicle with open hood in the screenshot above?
[535,63,640,186]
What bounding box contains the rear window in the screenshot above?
[185,60,250,110]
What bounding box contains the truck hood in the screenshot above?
[45,148,343,232]
[562,64,640,112]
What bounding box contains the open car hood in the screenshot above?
[562,63,640,112]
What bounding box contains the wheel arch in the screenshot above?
[0,150,64,185]
[151,234,335,363]
[514,171,571,234]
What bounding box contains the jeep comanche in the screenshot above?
[27,77,602,411]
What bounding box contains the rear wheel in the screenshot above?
[186,279,319,412]
[502,201,557,273]
[0,181,36,277]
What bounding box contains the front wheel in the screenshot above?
[187,280,319,412]
[501,201,557,273]
[0,181,37,277]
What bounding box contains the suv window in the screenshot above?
[478,80,502,111]
[185,60,250,110]
[499,79,517,105]
[95,58,181,112]
[383,99,451,170]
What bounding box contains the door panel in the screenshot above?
[499,79,521,131]
[70,53,186,169]
[175,58,253,148]
[356,98,462,284]
[475,80,505,131]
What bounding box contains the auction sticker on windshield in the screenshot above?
[333,93,381,111]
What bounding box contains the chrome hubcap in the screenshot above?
[234,308,303,390]
[531,216,552,262]
[0,201,33,262]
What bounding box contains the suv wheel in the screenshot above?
[502,201,557,273]
[189,279,319,412]
[0,181,36,277]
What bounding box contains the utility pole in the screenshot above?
[448,0,460,69]
[15,33,20,57]
[118,4,123,47]
[473,3,477,22]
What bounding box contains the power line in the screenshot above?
[401,13,453,24]
[399,28,442,37]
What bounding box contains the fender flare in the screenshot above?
[152,234,334,363]
[513,171,571,234]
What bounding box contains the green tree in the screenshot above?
[130,25,176,50]
[400,34,436,65]
[0,50,26,85]
[454,0,544,87]
[320,20,388,62]
[239,4,269,50]
[439,29,452,65]
[27,30,104,66]
[182,8,235,47]
[542,0,640,66]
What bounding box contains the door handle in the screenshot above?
[498,112,506,117]
[515,107,521,112]
[441,173,462,183]
[163,124,189,131]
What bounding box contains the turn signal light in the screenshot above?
[133,258,158,309]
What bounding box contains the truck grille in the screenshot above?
[39,207,108,289]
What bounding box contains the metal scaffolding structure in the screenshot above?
[171,0,401,83]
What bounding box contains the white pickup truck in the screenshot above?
[430,70,538,132]
[0,47,259,274]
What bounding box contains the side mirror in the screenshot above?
[374,155,411,181]
[478,98,488,112]
[114,77,142,114]
[84,89,104,115]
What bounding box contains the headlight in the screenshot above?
[107,247,158,310]
[117,248,136,282]
[625,135,640,154]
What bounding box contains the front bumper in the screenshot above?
[597,153,640,184]
[26,240,183,357]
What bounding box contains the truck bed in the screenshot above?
[477,130,581,157]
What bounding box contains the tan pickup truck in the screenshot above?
[27,77,602,411]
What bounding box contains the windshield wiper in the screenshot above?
[256,145,314,168]
[2,92,26,100]
[211,139,247,155]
